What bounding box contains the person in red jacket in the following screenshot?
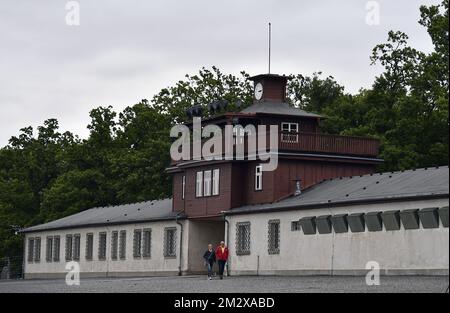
[215,241,229,279]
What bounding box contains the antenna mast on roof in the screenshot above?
[268,22,272,74]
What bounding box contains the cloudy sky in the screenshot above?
[0,0,439,147]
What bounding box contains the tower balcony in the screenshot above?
[169,131,381,167]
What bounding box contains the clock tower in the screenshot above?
[249,74,289,103]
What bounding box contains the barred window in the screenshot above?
[73,234,81,261]
[46,237,53,262]
[143,229,152,258]
[119,230,127,260]
[85,233,94,261]
[133,229,142,258]
[164,227,177,258]
[53,236,60,262]
[98,232,107,260]
[34,237,41,262]
[236,222,251,255]
[291,221,301,231]
[27,238,35,263]
[111,231,118,261]
[65,235,73,261]
[268,220,280,255]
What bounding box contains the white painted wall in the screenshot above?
[24,220,189,278]
[227,198,449,276]
[187,220,225,273]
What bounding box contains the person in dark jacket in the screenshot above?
[215,241,229,280]
[203,244,216,280]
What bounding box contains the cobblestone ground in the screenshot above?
[0,275,448,293]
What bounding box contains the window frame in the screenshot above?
[196,171,203,197]
[65,234,73,261]
[133,229,142,258]
[73,234,81,261]
[98,232,107,261]
[85,233,94,261]
[53,236,60,262]
[281,122,299,143]
[268,220,281,255]
[143,228,152,258]
[46,236,53,263]
[111,231,119,261]
[34,237,41,263]
[181,175,186,200]
[164,227,177,258]
[291,221,301,232]
[119,230,127,260]
[27,238,35,263]
[236,222,251,256]
[255,165,263,191]
[203,170,212,197]
[212,169,220,196]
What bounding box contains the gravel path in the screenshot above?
[0,275,448,293]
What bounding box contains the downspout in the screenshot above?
[175,214,184,276]
[22,234,26,279]
[222,212,230,276]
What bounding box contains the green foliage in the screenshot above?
[0,1,448,260]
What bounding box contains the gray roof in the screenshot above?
[22,198,179,233]
[229,167,449,215]
[240,101,322,118]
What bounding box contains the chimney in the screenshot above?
[293,179,302,196]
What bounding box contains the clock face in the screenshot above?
[254,83,263,100]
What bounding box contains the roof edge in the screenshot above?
[20,214,186,234]
[224,193,449,216]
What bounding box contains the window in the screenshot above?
[53,236,60,262]
[291,221,301,231]
[268,220,281,255]
[203,170,212,196]
[281,122,299,143]
[65,235,73,261]
[255,165,263,191]
[34,237,41,262]
[111,231,119,261]
[27,238,35,263]
[212,169,220,196]
[236,222,251,255]
[73,234,81,261]
[98,232,107,260]
[133,229,142,258]
[143,229,152,258]
[85,233,94,261]
[164,227,177,258]
[46,237,53,262]
[233,127,245,145]
[196,171,203,197]
[195,169,220,197]
[182,175,186,200]
[119,231,127,260]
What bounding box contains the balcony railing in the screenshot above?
[279,131,380,157]
[170,131,380,165]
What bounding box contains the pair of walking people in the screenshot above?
[203,241,229,280]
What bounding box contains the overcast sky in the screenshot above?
[0,0,439,147]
